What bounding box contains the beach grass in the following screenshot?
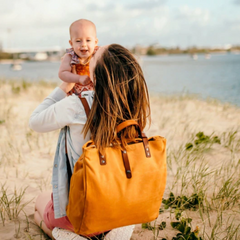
[0,80,240,239]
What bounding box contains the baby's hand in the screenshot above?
[79,75,91,85]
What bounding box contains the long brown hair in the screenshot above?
[83,44,150,153]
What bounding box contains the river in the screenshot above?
[0,53,240,106]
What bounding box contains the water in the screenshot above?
[0,53,240,106]
[141,53,240,106]
[0,61,60,82]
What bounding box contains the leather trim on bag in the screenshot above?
[142,133,151,158]
[122,150,132,179]
[99,152,106,165]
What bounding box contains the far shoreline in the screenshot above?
[1,51,240,64]
[1,77,239,109]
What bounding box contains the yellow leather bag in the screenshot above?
[66,120,167,236]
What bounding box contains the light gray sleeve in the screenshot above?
[29,87,79,132]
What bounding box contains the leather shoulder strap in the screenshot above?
[79,97,90,118]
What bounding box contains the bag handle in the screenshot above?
[116,120,151,158]
[116,120,151,179]
[116,120,140,133]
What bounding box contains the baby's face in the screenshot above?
[69,23,98,62]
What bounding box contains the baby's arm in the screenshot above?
[58,54,90,84]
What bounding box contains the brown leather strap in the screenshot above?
[122,150,132,179]
[79,97,107,165]
[79,97,90,118]
[116,120,139,133]
[80,97,105,163]
[142,133,151,158]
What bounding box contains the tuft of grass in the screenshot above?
[185,131,221,151]
[11,85,21,94]
[222,131,240,152]
[21,80,32,90]
[0,183,32,224]
[37,79,58,88]
[169,218,202,240]
[162,192,203,211]
[142,221,167,240]
[163,129,240,239]
[14,218,22,239]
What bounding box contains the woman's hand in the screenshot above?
[59,82,75,94]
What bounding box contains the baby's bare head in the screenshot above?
[69,19,98,61]
[69,19,97,39]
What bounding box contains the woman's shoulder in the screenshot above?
[62,90,94,111]
[60,90,94,124]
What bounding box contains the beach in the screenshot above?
[0,80,240,239]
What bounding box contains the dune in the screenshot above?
[0,81,240,239]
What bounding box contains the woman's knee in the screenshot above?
[34,210,42,225]
[35,191,51,213]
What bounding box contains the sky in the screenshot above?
[1,0,240,50]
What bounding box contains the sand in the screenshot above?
[0,81,240,239]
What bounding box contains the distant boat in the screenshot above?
[231,50,240,55]
[205,53,211,59]
[191,54,198,60]
[10,63,22,71]
[10,51,22,71]
[34,52,48,61]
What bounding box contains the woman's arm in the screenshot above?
[29,85,83,133]
[58,54,91,85]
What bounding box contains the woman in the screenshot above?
[29,44,150,239]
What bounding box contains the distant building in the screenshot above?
[134,45,148,55]
[2,47,64,61]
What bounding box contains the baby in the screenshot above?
[59,19,99,95]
